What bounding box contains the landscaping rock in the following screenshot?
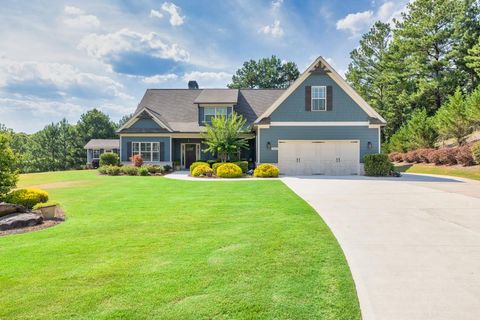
[0,213,43,231]
[0,202,27,217]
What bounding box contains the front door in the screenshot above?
[185,144,197,168]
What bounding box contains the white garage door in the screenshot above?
[278,140,360,176]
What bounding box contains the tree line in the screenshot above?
[0,110,132,173]
[346,0,480,152]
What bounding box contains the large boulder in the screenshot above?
[0,202,27,217]
[0,213,43,231]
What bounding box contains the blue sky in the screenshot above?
[0,0,409,133]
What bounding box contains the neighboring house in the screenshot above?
[84,139,120,165]
[114,56,386,175]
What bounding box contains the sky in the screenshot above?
[0,0,410,133]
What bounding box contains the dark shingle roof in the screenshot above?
[84,139,119,150]
[194,89,239,104]
[127,89,285,132]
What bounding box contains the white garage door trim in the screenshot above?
[278,140,360,176]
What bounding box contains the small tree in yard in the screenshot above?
[202,113,249,162]
[0,133,18,200]
[434,88,471,145]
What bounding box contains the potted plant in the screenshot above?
[173,160,181,171]
[32,202,60,219]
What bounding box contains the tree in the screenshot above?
[202,113,249,162]
[228,55,299,89]
[434,88,472,144]
[465,37,480,78]
[0,133,18,199]
[466,86,480,127]
[116,113,133,129]
[77,109,116,144]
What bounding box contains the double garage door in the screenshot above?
[278,140,360,176]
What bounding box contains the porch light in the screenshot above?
[266,141,271,150]
[367,141,373,149]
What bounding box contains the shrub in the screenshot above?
[364,154,394,176]
[98,166,108,175]
[98,165,121,176]
[428,149,441,165]
[122,165,139,176]
[192,164,213,177]
[437,148,457,165]
[254,164,279,178]
[131,154,143,167]
[33,201,59,210]
[5,188,49,209]
[472,141,480,164]
[206,160,217,166]
[145,164,164,174]
[388,152,399,162]
[405,150,420,163]
[234,161,249,173]
[139,167,149,176]
[0,133,18,200]
[216,163,243,178]
[100,152,119,166]
[455,145,475,166]
[416,148,434,163]
[164,165,172,172]
[212,162,224,174]
[190,161,208,173]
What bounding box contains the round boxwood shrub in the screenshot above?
[122,165,139,176]
[212,162,224,174]
[5,188,49,209]
[100,152,119,166]
[234,161,249,173]
[192,164,213,177]
[190,161,208,173]
[472,141,480,164]
[254,164,279,178]
[364,154,394,176]
[216,163,242,178]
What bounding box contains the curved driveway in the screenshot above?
[282,173,480,320]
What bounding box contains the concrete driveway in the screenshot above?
[282,173,480,320]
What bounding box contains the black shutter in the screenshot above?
[326,86,333,111]
[305,86,311,111]
[127,142,132,161]
[160,142,165,161]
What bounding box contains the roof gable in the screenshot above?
[254,56,386,125]
[117,108,173,133]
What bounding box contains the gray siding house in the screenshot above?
[113,56,386,175]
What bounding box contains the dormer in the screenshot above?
[195,89,239,126]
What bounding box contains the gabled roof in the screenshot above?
[254,56,387,125]
[194,89,238,104]
[84,139,119,150]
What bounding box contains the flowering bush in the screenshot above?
[254,164,280,178]
[5,188,49,209]
[190,161,208,173]
[192,164,213,177]
[216,163,243,178]
[131,154,143,167]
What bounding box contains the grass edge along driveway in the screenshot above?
[0,170,360,320]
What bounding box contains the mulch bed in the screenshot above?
[0,208,66,237]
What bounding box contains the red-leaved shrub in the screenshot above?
[131,154,143,167]
[388,152,399,162]
[416,148,434,163]
[428,149,441,164]
[455,145,474,166]
[405,150,420,163]
[436,148,457,165]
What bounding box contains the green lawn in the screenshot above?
[396,164,480,181]
[0,171,360,320]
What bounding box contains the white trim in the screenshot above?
[311,85,327,111]
[117,107,173,132]
[120,133,203,138]
[170,136,173,162]
[378,127,381,153]
[132,141,161,162]
[278,139,360,144]
[257,128,261,163]
[203,106,229,123]
[270,121,369,127]
[180,143,200,169]
[119,136,122,162]
[254,56,386,124]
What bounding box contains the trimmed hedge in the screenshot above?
[192,164,213,177]
[254,164,279,178]
[364,154,393,176]
[144,165,164,174]
[99,153,119,166]
[122,166,139,176]
[390,145,479,167]
[473,142,480,164]
[5,188,49,209]
[190,161,208,173]
[216,163,242,178]
[234,161,249,173]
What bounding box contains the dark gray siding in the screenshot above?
[259,126,379,163]
[270,74,370,122]
[130,118,163,129]
[120,136,171,162]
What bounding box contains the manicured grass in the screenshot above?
[396,163,480,181]
[0,171,360,320]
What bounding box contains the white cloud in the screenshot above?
[336,1,409,36]
[78,28,190,62]
[0,57,131,100]
[161,2,185,26]
[272,0,283,10]
[182,71,232,87]
[63,5,100,28]
[150,9,163,19]
[142,73,178,84]
[259,19,284,38]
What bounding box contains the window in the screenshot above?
[132,142,160,162]
[204,107,229,123]
[312,86,326,111]
[92,149,101,159]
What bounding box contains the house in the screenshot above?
[113,56,386,175]
[84,139,120,167]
